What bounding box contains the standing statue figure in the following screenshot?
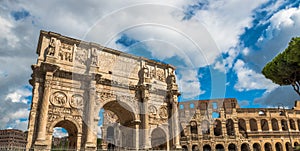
[91,49,98,66]
[47,38,56,56]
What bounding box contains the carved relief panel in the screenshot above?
[48,91,84,123]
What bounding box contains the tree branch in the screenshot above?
[292,81,300,96]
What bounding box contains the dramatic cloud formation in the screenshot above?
[0,1,299,136]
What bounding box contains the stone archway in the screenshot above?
[99,100,137,150]
[26,31,180,150]
[50,120,78,150]
[151,127,167,150]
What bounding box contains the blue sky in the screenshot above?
[0,0,299,133]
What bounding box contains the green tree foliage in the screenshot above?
[262,37,300,96]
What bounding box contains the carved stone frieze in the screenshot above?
[50,92,67,107]
[149,105,157,115]
[70,94,84,109]
[46,37,61,56]
[75,46,88,65]
[58,43,73,62]
[159,106,168,119]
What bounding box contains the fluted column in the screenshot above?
[143,88,150,149]
[135,122,140,150]
[35,72,53,145]
[172,101,181,149]
[85,80,97,149]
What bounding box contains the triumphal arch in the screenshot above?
[26,31,181,150]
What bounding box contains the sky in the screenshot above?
[0,0,300,133]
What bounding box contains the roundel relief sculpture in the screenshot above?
[50,92,67,106]
[70,94,84,109]
[159,106,168,118]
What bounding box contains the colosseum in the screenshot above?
[178,98,300,151]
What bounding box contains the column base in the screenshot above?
[33,144,48,151]
[85,143,97,151]
[173,145,182,150]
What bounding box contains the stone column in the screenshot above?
[257,120,262,132]
[35,72,53,146]
[246,120,251,132]
[135,122,140,150]
[172,101,181,149]
[26,81,40,149]
[143,89,150,149]
[85,80,97,149]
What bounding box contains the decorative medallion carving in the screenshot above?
[50,92,67,106]
[70,94,84,109]
[159,106,168,118]
[149,105,157,115]
[156,68,165,81]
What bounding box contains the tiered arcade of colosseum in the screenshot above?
[179,98,300,151]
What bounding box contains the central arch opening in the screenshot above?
[99,100,137,150]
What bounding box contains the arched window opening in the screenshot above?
[190,121,198,140]
[212,112,220,118]
[289,119,296,130]
[250,119,258,131]
[190,103,195,109]
[264,143,272,151]
[286,142,292,151]
[180,123,185,137]
[241,143,250,151]
[202,120,210,135]
[294,142,299,147]
[261,119,269,131]
[226,119,235,136]
[214,120,222,136]
[238,119,247,138]
[281,119,288,131]
[275,142,283,151]
[107,126,114,140]
[258,110,266,116]
[253,143,261,151]
[192,145,199,151]
[228,143,237,151]
[272,118,279,131]
[203,144,211,151]
[212,102,218,109]
[190,121,198,134]
[216,144,224,151]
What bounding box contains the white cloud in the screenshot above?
[9,119,28,131]
[254,86,299,108]
[53,127,68,138]
[214,48,239,72]
[10,108,30,119]
[192,0,267,52]
[177,68,205,99]
[233,59,277,92]
[5,88,31,103]
[97,126,102,138]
